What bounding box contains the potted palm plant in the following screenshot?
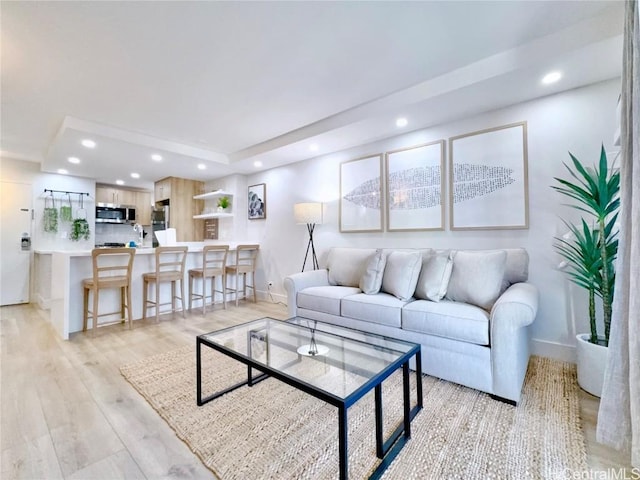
[552,145,619,397]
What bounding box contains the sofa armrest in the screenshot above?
[489,282,539,402]
[491,282,539,329]
[283,269,330,318]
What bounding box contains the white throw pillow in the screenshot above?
[327,248,377,287]
[414,252,453,302]
[446,250,507,310]
[381,251,422,301]
[359,249,386,294]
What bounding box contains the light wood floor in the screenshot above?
[0,301,632,479]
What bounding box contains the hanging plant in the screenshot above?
[70,218,91,241]
[70,193,90,241]
[60,193,73,222]
[43,193,58,233]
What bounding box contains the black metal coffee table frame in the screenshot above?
[196,318,423,480]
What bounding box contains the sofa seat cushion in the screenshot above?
[297,286,361,316]
[402,300,490,346]
[341,293,409,328]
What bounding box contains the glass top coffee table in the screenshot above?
[196,317,423,479]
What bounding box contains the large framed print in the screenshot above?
[340,154,383,232]
[449,122,529,230]
[248,183,266,220]
[385,140,445,231]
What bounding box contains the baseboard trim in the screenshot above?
[531,338,575,363]
[257,290,287,305]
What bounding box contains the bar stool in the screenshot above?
[225,244,260,306]
[188,245,229,314]
[142,246,188,322]
[82,248,136,334]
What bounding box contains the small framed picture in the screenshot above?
[248,183,266,220]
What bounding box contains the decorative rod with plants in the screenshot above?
[552,145,620,347]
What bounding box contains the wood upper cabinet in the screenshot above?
[96,186,136,206]
[154,177,204,241]
[154,178,172,202]
[96,186,116,204]
[96,185,152,225]
[135,191,152,225]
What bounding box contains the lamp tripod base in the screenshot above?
[297,344,330,356]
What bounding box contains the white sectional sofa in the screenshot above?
[284,247,539,404]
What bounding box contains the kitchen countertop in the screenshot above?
[35,240,259,257]
[43,239,261,340]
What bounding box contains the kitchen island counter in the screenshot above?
[46,241,259,339]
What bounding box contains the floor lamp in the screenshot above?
[294,202,323,272]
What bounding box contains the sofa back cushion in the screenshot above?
[414,251,454,302]
[327,247,377,287]
[359,249,387,294]
[503,248,529,290]
[381,251,422,301]
[446,250,507,310]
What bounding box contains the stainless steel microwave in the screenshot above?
[95,204,136,224]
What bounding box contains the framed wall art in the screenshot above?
[385,140,445,231]
[339,154,383,232]
[248,183,266,220]
[448,122,529,230]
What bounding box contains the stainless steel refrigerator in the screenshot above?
[151,205,169,247]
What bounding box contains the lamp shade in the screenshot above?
[294,202,323,225]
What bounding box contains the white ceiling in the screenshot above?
[1,1,624,190]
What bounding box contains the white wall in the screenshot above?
[0,157,96,252]
[1,157,97,305]
[239,78,621,362]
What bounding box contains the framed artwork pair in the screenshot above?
[339,122,529,232]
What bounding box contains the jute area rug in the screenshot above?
[120,346,587,479]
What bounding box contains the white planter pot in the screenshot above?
[576,333,608,397]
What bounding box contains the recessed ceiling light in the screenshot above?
[254,160,263,168]
[131,172,140,179]
[197,163,206,170]
[57,168,68,175]
[151,154,162,161]
[542,71,562,85]
[67,156,80,164]
[81,139,96,148]
[396,117,408,128]
[116,179,125,185]
[309,143,319,152]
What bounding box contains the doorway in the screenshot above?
[1,181,33,305]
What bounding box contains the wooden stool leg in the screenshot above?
[222,275,227,310]
[180,279,185,318]
[252,271,257,303]
[213,276,217,310]
[243,273,247,302]
[203,277,208,315]
[126,284,133,329]
[235,272,239,307]
[171,281,176,315]
[120,287,125,321]
[189,273,193,312]
[83,286,89,331]
[155,280,160,323]
[92,287,99,336]
[142,279,148,321]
